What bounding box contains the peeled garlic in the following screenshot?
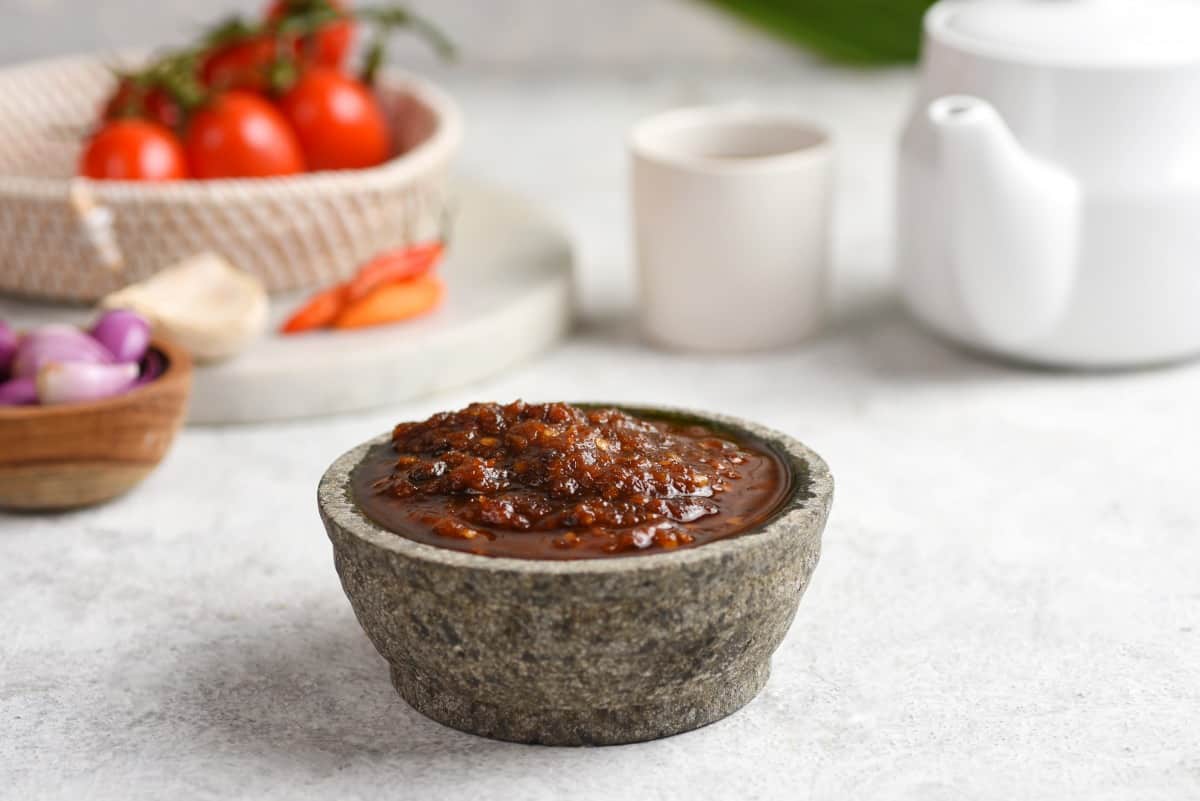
[101,253,268,363]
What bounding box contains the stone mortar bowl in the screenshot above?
[318,407,833,746]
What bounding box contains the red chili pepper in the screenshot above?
[344,242,444,303]
[280,283,346,334]
[334,274,444,330]
[281,242,445,334]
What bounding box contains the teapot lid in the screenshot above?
[930,0,1200,66]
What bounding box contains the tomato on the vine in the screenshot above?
[184,91,305,178]
[267,0,355,70]
[201,1,353,92]
[102,79,185,132]
[80,120,188,181]
[200,36,279,92]
[82,0,448,182]
[277,68,390,171]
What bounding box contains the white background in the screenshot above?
[3,2,1199,799]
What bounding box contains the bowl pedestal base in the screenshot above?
[390,660,771,746]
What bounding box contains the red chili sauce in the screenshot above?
[351,401,793,560]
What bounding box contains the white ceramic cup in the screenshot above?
[630,106,833,352]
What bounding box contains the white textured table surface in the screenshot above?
[4,71,1200,801]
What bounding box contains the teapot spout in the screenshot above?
[928,95,1080,347]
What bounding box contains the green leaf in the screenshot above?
[696,0,935,65]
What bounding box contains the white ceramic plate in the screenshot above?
[0,179,574,423]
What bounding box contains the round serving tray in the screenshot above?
[0,179,573,423]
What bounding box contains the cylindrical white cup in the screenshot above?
[630,106,833,352]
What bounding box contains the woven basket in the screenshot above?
[0,54,461,302]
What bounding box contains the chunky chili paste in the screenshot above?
[351,401,791,560]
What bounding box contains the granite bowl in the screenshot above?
[317,407,833,746]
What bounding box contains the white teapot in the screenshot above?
[897,0,1200,367]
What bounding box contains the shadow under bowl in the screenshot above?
[318,406,833,746]
[0,337,192,511]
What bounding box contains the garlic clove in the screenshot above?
[101,253,268,363]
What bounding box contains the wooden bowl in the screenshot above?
[0,338,192,511]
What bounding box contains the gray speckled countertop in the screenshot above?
[3,69,1200,800]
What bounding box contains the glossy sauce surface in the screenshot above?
[351,401,792,560]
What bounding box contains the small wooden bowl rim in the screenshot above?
[0,336,192,421]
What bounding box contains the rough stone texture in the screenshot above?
[319,415,832,745]
[4,73,1200,800]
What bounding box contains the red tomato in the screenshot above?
[203,2,354,92]
[267,0,355,70]
[277,69,390,171]
[200,36,278,92]
[184,91,305,178]
[102,79,184,132]
[80,120,188,181]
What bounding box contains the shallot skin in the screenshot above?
[0,376,37,406]
[90,309,151,364]
[11,325,114,379]
[36,361,139,405]
[0,312,157,407]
